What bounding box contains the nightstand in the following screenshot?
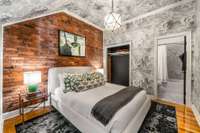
[18,91,51,124]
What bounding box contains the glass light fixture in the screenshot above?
[104,0,121,31]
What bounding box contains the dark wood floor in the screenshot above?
[3,99,200,133]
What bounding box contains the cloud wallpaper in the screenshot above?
[193,0,200,113]
[0,0,182,27]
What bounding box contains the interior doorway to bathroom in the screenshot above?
[156,34,187,104]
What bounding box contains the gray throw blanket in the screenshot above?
[91,86,142,126]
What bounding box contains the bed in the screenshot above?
[48,66,151,133]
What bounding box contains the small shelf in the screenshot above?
[108,51,129,56]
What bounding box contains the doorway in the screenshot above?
[105,42,131,86]
[155,32,192,105]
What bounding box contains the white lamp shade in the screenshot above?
[96,68,104,74]
[24,71,41,85]
[104,12,121,30]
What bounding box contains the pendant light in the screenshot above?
[104,0,121,31]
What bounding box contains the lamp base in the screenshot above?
[27,84,38,93]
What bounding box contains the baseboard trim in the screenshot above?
[3,109,20,120]
[3,101,50,121]
[191,104,200,126]
[0,120,3,133]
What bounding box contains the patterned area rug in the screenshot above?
[16,102,177,133]
[16,110,81,133]
[138,101,177,133]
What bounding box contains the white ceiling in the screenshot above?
[0,0,182,28]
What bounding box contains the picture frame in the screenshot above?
[58,30,86,57]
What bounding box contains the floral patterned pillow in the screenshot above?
[63,72,105,93]
[63,73,81,93]
[77,72,105,92]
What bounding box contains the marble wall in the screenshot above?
[193,0,200,114]
[167,44,184,80]
[0,0,183,28]
[104,0,196,95]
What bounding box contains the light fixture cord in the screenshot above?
[112,0,114,12]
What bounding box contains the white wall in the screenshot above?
[0,25,3,132]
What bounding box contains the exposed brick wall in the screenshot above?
[3,12,103,112]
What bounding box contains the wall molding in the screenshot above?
[192,104,200,126]
[0,24,3,133]
[122,0,195,25]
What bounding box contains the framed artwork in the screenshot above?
[59,30,86,57]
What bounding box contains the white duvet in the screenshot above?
[54,83,147,133]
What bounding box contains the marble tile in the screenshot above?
[0,0,182,27]
[193,0,200,113]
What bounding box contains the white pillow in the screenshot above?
[58,74,65,90]
[54,87,64,103]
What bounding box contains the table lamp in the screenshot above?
[24,71,41,93]
[96,68,104,74]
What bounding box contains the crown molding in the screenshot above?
[122,0,195,25]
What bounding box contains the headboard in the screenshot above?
[48,66,92,94]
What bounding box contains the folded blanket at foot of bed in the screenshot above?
[91,86,142,126]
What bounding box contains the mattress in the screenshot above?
[54,83,147,133]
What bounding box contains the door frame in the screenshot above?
[0,25,3,133]
[154,31,192,106]
[104,41,132,86]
